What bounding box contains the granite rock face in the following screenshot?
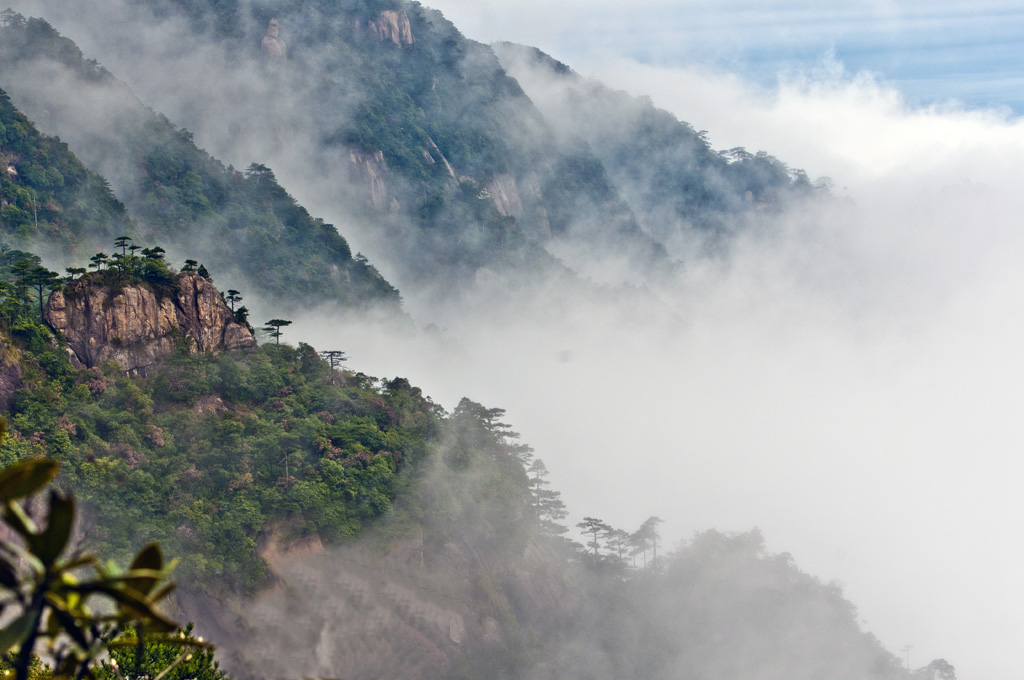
[44,272,255,374]
[368,10,414,45]
[261,18,287,58]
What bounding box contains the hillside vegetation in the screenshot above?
[11,0,824,295]
[0,15,400,310]
[0,88,133,258]
[0,243,920,680]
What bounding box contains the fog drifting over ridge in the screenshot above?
[300,57,1024,680]
[6,1,1024,677]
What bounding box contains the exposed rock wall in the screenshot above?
[44,272,254,374]
[426,137,457,181]
[486,173,524,217]
[261,18,286,58]
[368,10,414,45]
[348,149,393,211]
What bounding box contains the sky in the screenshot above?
[425,0,1024,113]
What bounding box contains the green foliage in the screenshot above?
[0,87,132,258]
[0,457,187,680]
[0,305,438,594]
[0,24,400,310]
[95,624,227,680]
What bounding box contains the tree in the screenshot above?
[527,459,568,536]
[262,318,292,344]
[225,289,242,312]
[577,516,610,557]
[182,259,197,272]
[89,252,109,272]
[917,659,956,680]
[114,235,132,257]
[141,246,166,261]
[233,305,252,332]
[319,349,347,371]
[605,527,631,568]
[16,263,60,318]
[95,624,226,680]
[64,266,86,282]
[634,516,664,568]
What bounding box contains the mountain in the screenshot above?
[0,253,915,678]
[493,43,822,255]
[0,15,401,311]
[0,87,133,260]
[6,0,822,297]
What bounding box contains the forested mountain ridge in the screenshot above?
[0,246,433,594]
[0,15,401,311]
[0,87,134,259]
[0,254,917,679]
[493,42,823,253]
[12,0,823,296]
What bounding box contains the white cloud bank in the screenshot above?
[296,54,1024,680]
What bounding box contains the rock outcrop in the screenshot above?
[261,18,286,58]
[44,272,255,374]
[348,149,393,211]
[486,174,524,217]
[368,10,414,45]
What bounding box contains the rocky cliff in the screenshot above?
[368,10,414,45]
[260,18,286,58]
[44,272,254,374]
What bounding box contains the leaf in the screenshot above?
[0,557,17,589]
[148,581,177,604]
[45,594,91,649]
[0,539,44,576]
[56,552,97,572]
[75,569,166,591]
[73,583,178,632]
[130,542,163,573]
[3,500,39,539]
[0,609,35,653]
[0,458,59,500]
[127,543,164,595]
[30,490,75,567]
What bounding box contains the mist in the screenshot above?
[297,55,1024,679]
[5,1,1022,677]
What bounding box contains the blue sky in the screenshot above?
[428,0,1024,113]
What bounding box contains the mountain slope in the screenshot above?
[0,14,400,310]
[47,0,820,289]
[10,1,699,290]
[0,271,916,678]
[493,43,822,255]
[0,86,133,259]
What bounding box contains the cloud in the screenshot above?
[290,51,1024,680]
[428,0,1024,110]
